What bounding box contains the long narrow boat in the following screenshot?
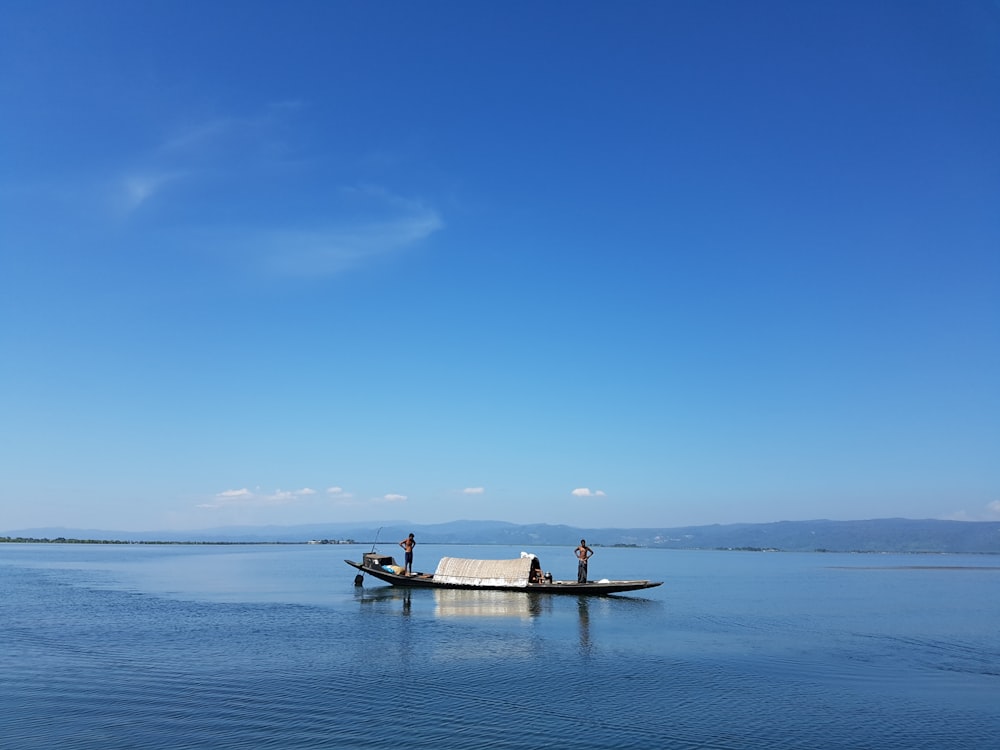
[346,551,662,596]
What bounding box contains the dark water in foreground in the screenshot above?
[2,544,998,749]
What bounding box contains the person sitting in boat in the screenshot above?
[530,562,553,584]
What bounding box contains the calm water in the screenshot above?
[2,544,998,749]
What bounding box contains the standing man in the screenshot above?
[575,539,594,583]
[399,533,416,575]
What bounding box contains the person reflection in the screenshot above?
[577,596,592,654]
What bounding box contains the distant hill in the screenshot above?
[4,518,1000,553]
[646,518,1000,554]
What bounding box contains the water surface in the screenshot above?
[2,544,997,749]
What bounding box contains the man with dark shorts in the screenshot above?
[399,533,416,575]
[575,539,593,583]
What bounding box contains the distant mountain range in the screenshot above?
[5,518,1000,554]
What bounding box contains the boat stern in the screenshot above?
[361,552,404,574]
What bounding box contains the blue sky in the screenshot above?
[1,1,998,532]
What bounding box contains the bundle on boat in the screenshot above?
[432,555,535,588]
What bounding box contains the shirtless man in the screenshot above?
[575,539,594,583]
[399,533,416,575]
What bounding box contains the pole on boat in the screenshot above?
[354,526,383,586]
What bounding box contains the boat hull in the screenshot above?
[345,559,662,596]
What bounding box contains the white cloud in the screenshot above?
[327,486,344,495]
[198,487,254,509]
[383,494,407,502]
[217,488,251,498]
[571,488,607,498]
[463,487,485,495]
[945,500,1000,521]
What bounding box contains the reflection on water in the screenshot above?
[354,582,620,627]
[353,583,637,657]
[577,597,591,655]
[354,585,412,604]
[433,589,548,619]
[353,580,659,650]
[354,582,553,619]
[355,584,535,615]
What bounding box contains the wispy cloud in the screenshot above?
[257,204,443,278]
[201,485,415,511]
[326,486,357,505]
[106,107,445,277]
[199,487,318,509]
[571,488,607,498]
[463,487,485,495]
[156,102,303,160]
[156,116,240,155]
[117,169,189,212]
[112,112,276,215]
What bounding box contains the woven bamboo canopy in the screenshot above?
[432,556,537,587]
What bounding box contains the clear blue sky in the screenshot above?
[1,1,997,532]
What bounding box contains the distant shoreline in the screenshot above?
[0,537,294,546]
[3,536,998,556]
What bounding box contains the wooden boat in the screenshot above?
[345,551,662,596]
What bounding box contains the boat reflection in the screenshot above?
[353,585,414,612]
[354,586,413,603]
[353,585,548,618]
[353,583,662,655]
[433,588,550,619]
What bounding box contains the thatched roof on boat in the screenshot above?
[433,556,536,587]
